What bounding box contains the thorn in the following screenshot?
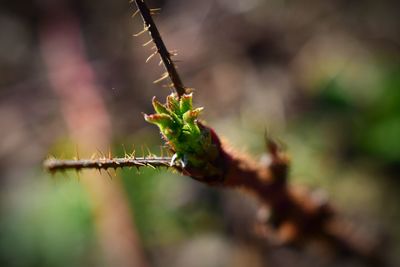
[160,145,164,158]
[150,8,161,15]
[131,9,140,18]
[97,148,106,159]
[136,161,145,167]
[169,50,178,56]
[133,25,150,37]
[153,72,169,84]
[147,163,156,170]
[162,82,174,89]
[142,39,153,47]
[108,147,112,160]
[146,51,158,63]
[145,145,153,158]
[90,153,97,160]
[122,144,128,158]
[130,144,136,159]
[158,59,163,66]
[141,145,145,159]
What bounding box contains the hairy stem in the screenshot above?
[44,157,175,172]
[134,0,186,97]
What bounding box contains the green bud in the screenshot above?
[145,92,218,173]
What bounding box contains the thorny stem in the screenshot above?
[134,0,186,97]
[44,157,176,173]
[43,2,382,265]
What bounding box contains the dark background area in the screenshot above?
[0,0,399,266]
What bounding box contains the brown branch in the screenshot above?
[134,0,186,97]
[44,156,175,172]
[183,127,383,265]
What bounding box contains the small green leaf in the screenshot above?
[166,94,180,114]
[144,113,173,128]
[152,96,169,115]
[180,93,193,114]
[183,107,203,123]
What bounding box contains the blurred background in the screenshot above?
[0,0,399,266]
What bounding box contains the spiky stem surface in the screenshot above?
[134,0,186,97]
[44,157,175,172]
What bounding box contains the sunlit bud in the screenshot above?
[166,94,180,113]
[183,107,203,123]
[152,96,169,114]
[144,113,173,128]
[180,93,193,114]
